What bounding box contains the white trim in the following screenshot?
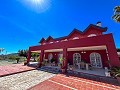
[88,34,97,37]
[73,37,79,40]
[73,53,81,66]
[90,52,102,68]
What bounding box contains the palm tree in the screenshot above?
[0,48,5,54]
[112,6,120,22]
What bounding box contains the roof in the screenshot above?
[39,24,108,43]
[39,38,45,43]
[46,36,54,42]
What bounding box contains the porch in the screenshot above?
[27,61,107,77]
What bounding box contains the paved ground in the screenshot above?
[0,70,56,90]
[0,59,25,66]
[29,74,120,90]
[0,64,35,77]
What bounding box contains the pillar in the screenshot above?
[62,48,68,72]
[27,51,31,64]
[38,50,44,67]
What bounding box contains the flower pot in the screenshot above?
[116,77,120,84]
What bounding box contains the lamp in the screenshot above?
[81,50,86,53]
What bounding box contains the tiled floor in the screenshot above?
[0,64,35,77]
[29,74,120,90]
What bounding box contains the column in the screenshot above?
[27,51,31,64]
[38,50,44,67]
[62,48,68,72]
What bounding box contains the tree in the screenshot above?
[112,6,120,22]
[117,48,120,52]
[0,48,5,54]
[31,52,39,62]
[18,49,28,58]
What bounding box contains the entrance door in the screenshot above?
[90,53,102,68]
[73,53,81,68]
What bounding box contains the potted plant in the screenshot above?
[24,61,27,65]
[61,57,66,73]
[110,66,120,84]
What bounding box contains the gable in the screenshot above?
[83,24,107,37]
[46,36,54,42]
[39,38,45,43]
[68,29,82,40]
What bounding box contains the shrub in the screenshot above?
[110,66,120,77]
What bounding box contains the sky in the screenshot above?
[0,0,120,54]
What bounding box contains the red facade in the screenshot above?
[27,23,120,70]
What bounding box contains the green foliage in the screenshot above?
[9,56,17,60]
[18,49,28,58]
[31,52,39,57]
[112,6,120,22]
[111,67,120,77]
[117,48,120,52]
[31,52,39,62]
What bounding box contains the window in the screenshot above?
[61,39,68,42]
[73,53,81,65]
[88,34,97,37]
[50,42,53,44]
[73,37,79,40]
[90,53,102,68]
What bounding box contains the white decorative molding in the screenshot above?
[88,34,97,37]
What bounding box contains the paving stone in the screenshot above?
[0,70,56,90]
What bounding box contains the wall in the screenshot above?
[67,50,109,68]
[44,50,109,68]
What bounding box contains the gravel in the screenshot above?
[0,70,56,90]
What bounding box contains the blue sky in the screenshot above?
[0,0,120,54]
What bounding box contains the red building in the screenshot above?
[27,22,120,71]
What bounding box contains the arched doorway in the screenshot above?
[73,53,81,68]
[90,53,102,68]
[48,53,53,63]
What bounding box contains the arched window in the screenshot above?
[73,37,79,40]
[48,53,53,62]
[88,34,97,37]
[90,52,102,68]
[73,53,81,65]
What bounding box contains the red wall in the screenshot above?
[67,50,109,68]
[44,50,109,68]
[30,34,120,67]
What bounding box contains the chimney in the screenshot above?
[96,21,102,27]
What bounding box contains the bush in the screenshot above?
[110,66,120,77]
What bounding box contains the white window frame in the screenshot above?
[73,37,79,40]
[90,52,102,68]
[88,34,97,37]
